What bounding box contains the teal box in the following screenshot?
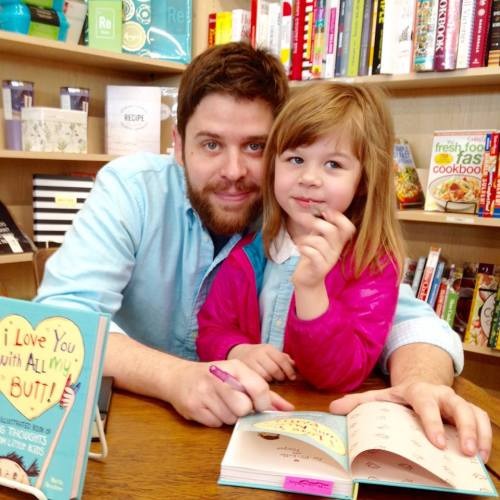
[88,0,122,53]
[122,0,151,55]
[146,0,191,63]
[0,2,68,41]
[0,0,64,10]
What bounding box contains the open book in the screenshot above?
[219,401,497,499]
[0,297,109,499]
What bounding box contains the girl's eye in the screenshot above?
[288,156,304,165]
[325,160,341,169]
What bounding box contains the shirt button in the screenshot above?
[276,319,282,327]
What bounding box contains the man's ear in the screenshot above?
[173,126,184,166]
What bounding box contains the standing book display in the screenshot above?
[219,401,498,498]
[0,297,109,500]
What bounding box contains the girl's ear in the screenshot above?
[173,126,184,166]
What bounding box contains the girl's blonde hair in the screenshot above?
[262,81,405,278]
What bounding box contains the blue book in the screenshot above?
[0,297,109,499]
[218,402,498,498]
[427,259,445,308]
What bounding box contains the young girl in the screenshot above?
[197,82,405,392]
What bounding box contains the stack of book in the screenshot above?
[208,0,499,81]
[403,249,500,350]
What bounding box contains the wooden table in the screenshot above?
[1,377,498,499]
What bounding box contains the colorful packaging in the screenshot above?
[122,0,151,55]
[60,87,90,113]
[87,0,122,53]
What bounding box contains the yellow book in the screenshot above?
[215,11,233,45]
[346,0,365,76]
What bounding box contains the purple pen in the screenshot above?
[209,365,249,395]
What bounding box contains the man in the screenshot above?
[36,43,491,461]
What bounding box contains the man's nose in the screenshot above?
[221,150,247,180]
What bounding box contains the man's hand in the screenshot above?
[329,381,492,463]
[227,344,296,382]
[165,358,294,427]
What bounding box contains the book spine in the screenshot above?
[392,0,416,74]
[334,0,347,75]
[215,11,233,45]
[291,0,307,79]
[456,0,477,68]
[357,0,374,75]
[417,246,441,302]
[338,0,353,76]
[413,0,439,71]
[380,0,396,73]
[301,0,316,79]
[442,0,462,69]
[434,0,449,71]
[250,0,258,46]
[280,0,295,74]
[434,277,449,317]
[411,255,427,295]
[371,0,385,74]
[346,0,365,76]
[268,2,282,56]
[483,131,500,216]
[487,0,500,65]
[427,260,445,308]
[469,0,494,67]
[207,12,216,47]
[401,257,417,285]
[323,0,340,78]
[312,0,327,78]
[367,0,380,74]
[478,131,494,215]
[231,9,251,43]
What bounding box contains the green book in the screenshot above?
[88,0,123,53]
[346,0,365,76]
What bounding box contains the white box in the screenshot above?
[63,0,88,45]
[105,86,161,155]
[21,107,87,153]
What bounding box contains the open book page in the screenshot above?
[347,401,496,495]
[220,411,353,496]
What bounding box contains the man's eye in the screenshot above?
[204,141,219,151]
[247,142,265,152]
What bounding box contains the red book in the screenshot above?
[250,0,258,47]
[290,0,315,80]
[207,12,216,47]
[469,0,493,67]
[484,131,500,216]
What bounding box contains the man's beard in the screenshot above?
[185,176,262,235]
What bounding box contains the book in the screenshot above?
[417,246,441,302]
[487,0,500,66]
[0,200,35,255]
[370,0,385,74]
[487,286,500,348]
[215,11,233,45]
[469,0,493,67]
[411,255,427,296]
[401,257,417,285]
[456,0,477,69]
[413,0,439,71]
[427,259,446,308]
[393,139,425,208]
[443,265,463,326]
[424,130,488,214]
[464,271,499,346]
[322,0,340,78]
[280,0,295,74]
[478,131,500,217]
[0,296,109,499]
[219,401,498,498]
[32,174,94,246]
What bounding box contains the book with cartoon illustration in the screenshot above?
[0,296,109,499]
[219,401,498,499]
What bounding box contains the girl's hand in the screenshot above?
[292,209,356,290]
[228,344,296,382]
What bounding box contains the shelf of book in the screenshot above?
[463,343,500,358]
[0,31,186,76]
[292,66,500,91]
[0,252,33,265]
[398,210,500,228]
[0,150,118,162]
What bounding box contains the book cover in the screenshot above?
[370,0,385,74]
[322,0,340,78]
[413,0,439,71]
[434,275,450,317]
[215,11,233,45]
[280,0,295,73]
[207,11,216,47]
[122,0,151,56]
[401,257,417,285]
[427,259,446,308]
[434,0,461,70]
[219,401,497,498]
[311,0,327,78]
[105,85,161,155]
[357,0,374,75]
[424,130,487,214]
[0,200,35,255]
[366,0,380,74]
[393,139,425,208]
[433,0,449,71]
[32,174,94,246]
[464,272,499,346]
[443,266,463,326]
[346,0,365,76]
[487,286,500,348]
[0,296,109,499]
[337,0,353,76]
[478,131,500,217]
[334,0,347,75]
[456,0,477,68]
[411,255,427,296]
[231,9,251,43]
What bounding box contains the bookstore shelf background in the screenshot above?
[0,1,499,395]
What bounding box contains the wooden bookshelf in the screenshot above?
[398,210,500,228]
[0,150,117,162]
[0,252,33,265]
[463,344,500,358]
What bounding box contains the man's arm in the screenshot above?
[104,333,294,426]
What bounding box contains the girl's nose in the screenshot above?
[299,166,322,186]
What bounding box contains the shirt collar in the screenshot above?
[269,226,300,264]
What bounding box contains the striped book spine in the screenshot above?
[456,0,477,68]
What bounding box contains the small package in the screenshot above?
[21,107,87,153]
[60,86,90,112]
[2,80,34,150]
[63,0,87,44]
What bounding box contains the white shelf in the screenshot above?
[398,209,500,228]
[0,30,185,76]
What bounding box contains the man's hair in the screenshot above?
[176,42,289,141]
[262,81,405,278]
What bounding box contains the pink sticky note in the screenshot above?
[284,476,334,496]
